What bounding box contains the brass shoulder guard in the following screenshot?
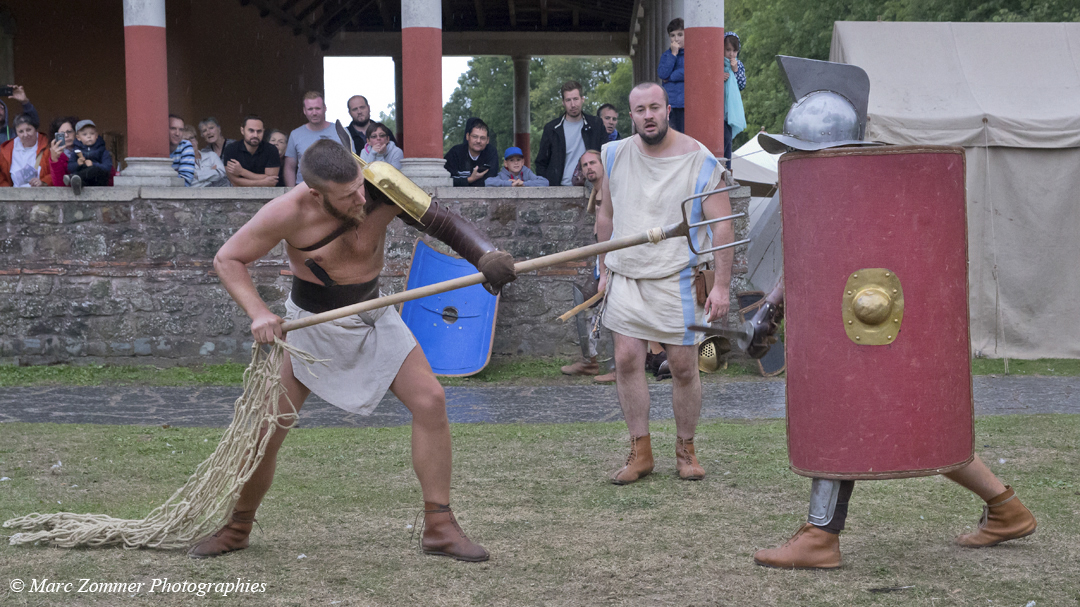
[358,158,431,222]
[359,157,496,268]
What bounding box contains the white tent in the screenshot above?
[831,21,1080,359]
[732,134,779,191]
[734,136,782,293]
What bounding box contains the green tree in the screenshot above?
[442,56,633,159]
[728,0,1078,149]
[589,58,635,138]
[377,102,396,135]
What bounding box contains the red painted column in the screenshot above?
[684,0,725,157]
[123,0,170,158]
[401,0,443,159]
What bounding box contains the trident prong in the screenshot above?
[679,186,751,256]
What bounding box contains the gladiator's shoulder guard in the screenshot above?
[359,158,431,222]
[357,157,513,293]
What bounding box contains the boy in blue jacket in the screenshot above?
[66,119,112,192]
[486,147,548,187]
[657,18,685,132]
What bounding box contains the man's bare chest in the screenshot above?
[287,221,387,279]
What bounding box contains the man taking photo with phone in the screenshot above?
[444,117,498,188]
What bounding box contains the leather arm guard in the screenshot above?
[362,164,516,294]
[747,300,783,359]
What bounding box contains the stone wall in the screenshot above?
[0,186,750,366]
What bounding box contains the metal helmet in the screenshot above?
[758,55,882,155]
[698,336,731,373]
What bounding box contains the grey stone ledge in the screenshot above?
[434,185,587,200]
[0,186,594,203]
[0,188,141,202]
[137,187,288,200]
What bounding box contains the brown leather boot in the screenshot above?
[675,437,705,480]
[593,371,616,383]
[188,509,257,559]
[561,357,600,376]
[421,503,490,562]
[753,523,841,569]
[611,434,654,485]
[955,486,1036,547]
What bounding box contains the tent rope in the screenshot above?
[984,128,1008,374]
[4,339,323,549]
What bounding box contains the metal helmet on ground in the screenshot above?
[698,335,730,373]
[758,55,881,154]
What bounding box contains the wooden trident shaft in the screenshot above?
[280,185,746,334]
[281,222,679,333]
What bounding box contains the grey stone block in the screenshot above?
[62,205,98,223]
[30,204,61,224]
[134,338,152,355]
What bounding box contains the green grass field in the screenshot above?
[0,356,1075,388]
[2,416,1078,606]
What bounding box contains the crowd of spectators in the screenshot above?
[2,23,744,192]
[443,22,745,189]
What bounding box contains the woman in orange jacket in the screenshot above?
[0,113,52,187]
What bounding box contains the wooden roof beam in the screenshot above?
[473,0,486,29]
[295,0,326,22]
[315,0,371,34]
[374,0,392,28]
[246,0,332,47]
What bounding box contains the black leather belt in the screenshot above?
[290,275,379,314]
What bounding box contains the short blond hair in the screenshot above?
[302,90,324,103]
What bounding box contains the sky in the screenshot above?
[324,56,472,126]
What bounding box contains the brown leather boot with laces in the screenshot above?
[188,509,257,559]
[421,502,490,562]
[675,436,705,480]
[610,434,654,485]
[955,486,1037,547]
[753,523,842,570]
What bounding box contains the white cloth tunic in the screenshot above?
[600,137,724,345]
[284,296,417,415]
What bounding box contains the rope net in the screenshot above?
[4,339,320,550]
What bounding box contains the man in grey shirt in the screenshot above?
[284,91,343,186]
[534,81,606,187]
[562,117,585,186]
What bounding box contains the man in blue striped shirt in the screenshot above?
[169,114,195,186]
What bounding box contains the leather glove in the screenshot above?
[477,250,516,295]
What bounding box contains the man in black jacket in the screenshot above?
[444,117,499,187]
[534,81,607,186]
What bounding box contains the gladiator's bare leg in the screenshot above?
[665,342,706,479]
[943,454,1006,500]
[609,332,656,483]
[944,454,1036,546]
[236,353,311,510]
[664,343,702,440]
[613,332,650,436]
[389,345,451,504]
[189,353,310,558]
[390,344,488,561]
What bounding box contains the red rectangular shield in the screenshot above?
[781,145,973,480]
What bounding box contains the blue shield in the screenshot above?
[400,239,499,376]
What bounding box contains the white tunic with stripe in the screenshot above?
[601,137,724,345]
